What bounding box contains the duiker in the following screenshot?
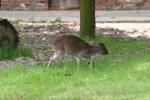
[47,35,108,68]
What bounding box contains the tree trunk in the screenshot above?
[80,0,95,37]
[48,0,52,10]
[0,0,1,9]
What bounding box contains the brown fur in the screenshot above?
[47,35,108,68]
[51,35,91,55]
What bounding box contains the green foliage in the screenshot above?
[0,35,150,99]
[0,47,33,60]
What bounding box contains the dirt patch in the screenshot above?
[0,22,79,68]
[0,22,150,69]
[0,57,39,69]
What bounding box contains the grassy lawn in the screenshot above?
[0,35,150,100]
[0,47,32,60]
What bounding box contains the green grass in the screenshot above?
[0,35,150,100]
[0,47,33,60]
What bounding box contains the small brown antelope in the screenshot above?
[47,35,108,68]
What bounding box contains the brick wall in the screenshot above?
[1,0,48,10]
[1,0,150,10]
[96,0,150,10]
[143,0,150,9]
[96,0,119,10]
[1,0,12,9]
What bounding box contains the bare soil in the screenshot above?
[1,22,150,68]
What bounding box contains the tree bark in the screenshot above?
[80,0,95,37]
[0,0,1,9]
[48,0,52,10]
